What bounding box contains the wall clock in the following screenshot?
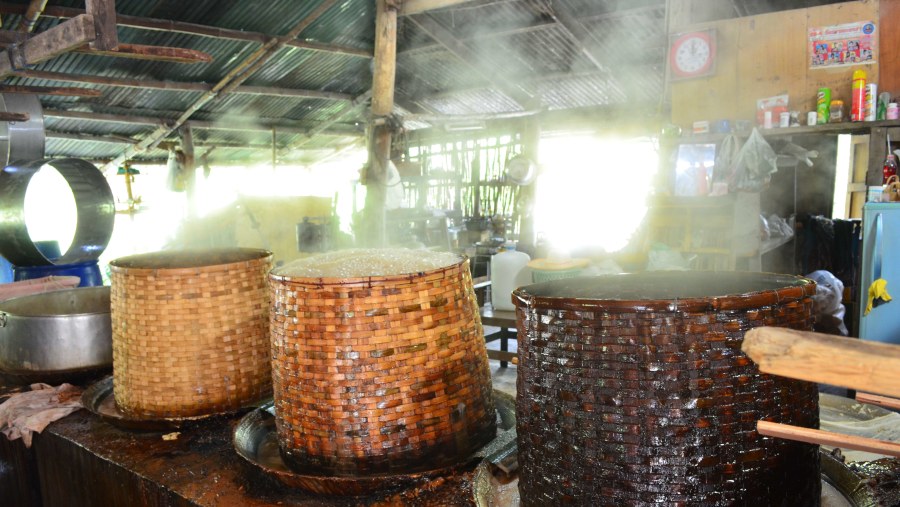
[669,30,716,80]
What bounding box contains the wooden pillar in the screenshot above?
[517,117,540,254]
[181,123,197,217]
[363,0,398,246]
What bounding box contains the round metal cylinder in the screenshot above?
[513,272,820,506]
[109,248,273,419]
[269,255,496,476]
[0,158,114,267]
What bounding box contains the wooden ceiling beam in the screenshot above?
[75,42,212,63]
[0,14,95,78]
[102,0,344,171]
[0,2,372,59]
[400,0,481,15]
[406,13,534,108]
[47,130,136,144]
[548,2,607,72]
[44,108,363,137]
[10,69,353,101]
[0,84,101,96]
[17,0,47,33]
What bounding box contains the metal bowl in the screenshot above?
[0,286,111,384]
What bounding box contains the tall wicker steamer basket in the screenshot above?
[513,272,820,506]
[269,250,496,476]
[110,248,273,419]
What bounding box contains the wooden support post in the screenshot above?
[181,123,197,217]
[363,0,399,247]
[517,116,540,253]
[0,14,95,77]
[85,0,117,50]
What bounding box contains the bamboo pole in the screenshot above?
[758,420,900,458]
[17,0,47,33]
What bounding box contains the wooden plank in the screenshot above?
[856,392,900,411]
[0,111,29,121]
[881,0,900,94]
[0,14,95,77]
[742,327,900,398]
[75,42,211,64]
[758,420,900,458]
[85,0,117,50]
[0,84,100,96]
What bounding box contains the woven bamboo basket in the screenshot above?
[513,271,820,506]
[269,254,496,476]
[110,248,273,419]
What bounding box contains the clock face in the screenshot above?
[670,31,716,79]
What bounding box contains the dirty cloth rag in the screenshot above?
[0,383,83,447]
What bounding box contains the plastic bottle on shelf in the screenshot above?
[851,69,866,122]
[883,154,898,185]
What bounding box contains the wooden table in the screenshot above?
[480,305,517,368]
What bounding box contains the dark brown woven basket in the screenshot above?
[513,271,820,506]
[269,255,496,477]
[110,248,273,419]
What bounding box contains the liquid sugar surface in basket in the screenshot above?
[513,272,820,506]
[269,249,496,476]
[109,248,273,419]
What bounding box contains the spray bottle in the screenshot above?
[851,69,866,122]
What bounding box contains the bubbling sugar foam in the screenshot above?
[275,249,462,278]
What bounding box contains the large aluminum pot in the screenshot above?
[0,286,111,382]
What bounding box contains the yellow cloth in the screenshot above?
[865,278,893,315]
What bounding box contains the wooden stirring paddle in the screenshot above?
[743,327,900,457]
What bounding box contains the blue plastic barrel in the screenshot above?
[13,260,104,287]
[0,255,12,284]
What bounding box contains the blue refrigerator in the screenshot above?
[859,202,900,344]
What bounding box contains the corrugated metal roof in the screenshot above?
[0,0,852,164]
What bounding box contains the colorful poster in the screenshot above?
[809,21,876,69]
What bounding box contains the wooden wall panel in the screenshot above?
[671,1,880,127]
[880,0,900,94]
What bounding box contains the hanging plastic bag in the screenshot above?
[731,128,777,191]
[712,133,741,187]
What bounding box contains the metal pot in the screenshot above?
[0,286,112,383]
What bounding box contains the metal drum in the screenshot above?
[0,158,115,267]
[513,272,820,506]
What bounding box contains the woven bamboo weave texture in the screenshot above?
[269,258,496,476]
[110,248,273,419]
[513,272,820,506]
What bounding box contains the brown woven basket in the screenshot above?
[513,271,820,506]
[110,248,273,419]
[269,255,496,476]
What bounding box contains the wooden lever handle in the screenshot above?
[742,327,900,399]
[758,420,900,458]
[856,392,900,411]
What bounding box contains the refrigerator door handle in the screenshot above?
[873,212,883,281]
